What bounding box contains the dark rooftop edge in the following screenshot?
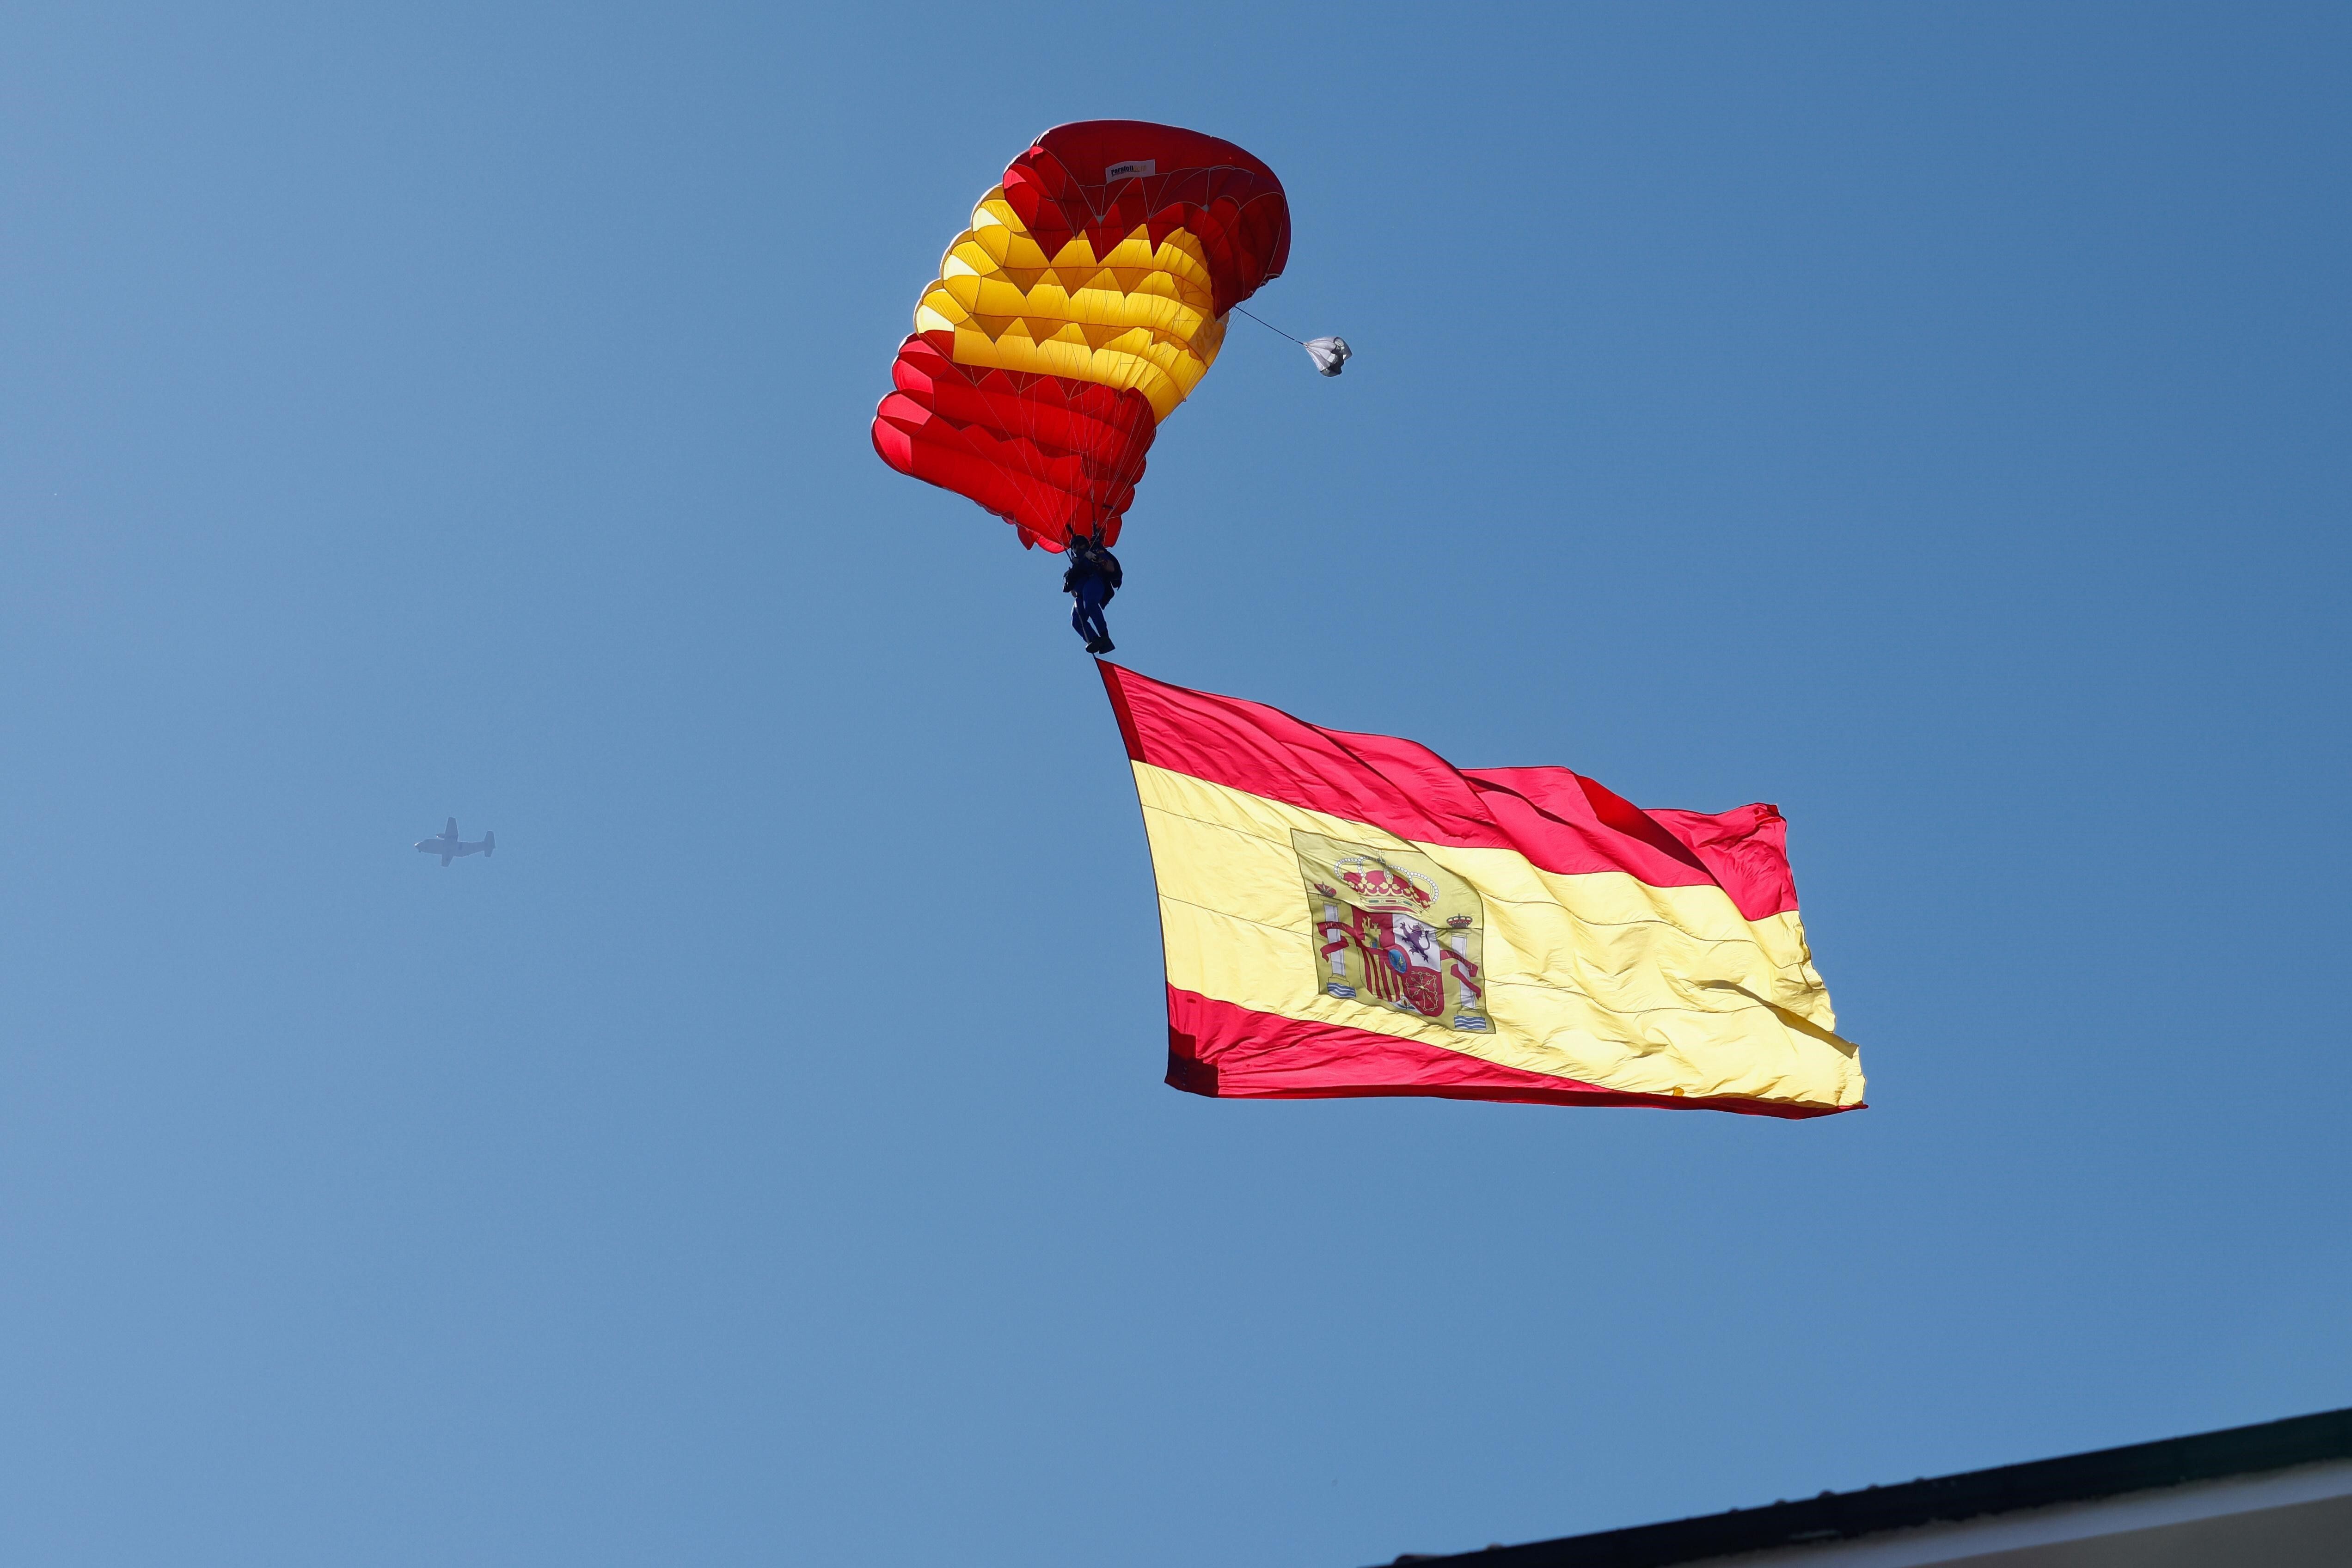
[1381,1405,2352,1568]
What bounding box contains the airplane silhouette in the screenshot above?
[415,817,495,866]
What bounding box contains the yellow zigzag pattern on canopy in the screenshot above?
[913,187,1227,423]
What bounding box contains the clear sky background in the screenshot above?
[4,4,2347,1565]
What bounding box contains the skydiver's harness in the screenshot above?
[1062,539,1121,600]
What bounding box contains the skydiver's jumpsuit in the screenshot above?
[1062,534,1122,652]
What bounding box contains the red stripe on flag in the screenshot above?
[1098,663,1800,920]
[1165,989,1853,1119]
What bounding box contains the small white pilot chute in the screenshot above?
[1232,306,1354,378]
[1303,336,1352,376]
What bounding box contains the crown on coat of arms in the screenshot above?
[1313,881,1339,898]
[1446,914,1473,928]
[1336,858,1433,913]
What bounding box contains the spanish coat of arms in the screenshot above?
[1291,829,1488,1032]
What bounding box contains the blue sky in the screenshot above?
[4,4,2347,1564]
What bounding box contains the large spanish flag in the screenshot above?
[1101,663,1865,1118]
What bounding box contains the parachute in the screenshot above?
[1303,336,1352,376]
[871,121,1292,551]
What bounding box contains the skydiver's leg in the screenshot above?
[1072,580,1112,651]
[1078,582,1113,651]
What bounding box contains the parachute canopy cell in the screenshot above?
[870,121,1292,551]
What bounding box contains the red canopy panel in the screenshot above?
[871,335,1154,550]
[1004,120,1291,319]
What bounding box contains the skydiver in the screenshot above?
[1063,526,1122,654]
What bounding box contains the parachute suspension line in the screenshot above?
[1231,304,1304,344]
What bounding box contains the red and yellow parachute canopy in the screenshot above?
[871,121,1291,551]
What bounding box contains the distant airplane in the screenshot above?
[415,817,495,866]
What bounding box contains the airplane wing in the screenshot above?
[440,847,455,866]
[444,816,459,839]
